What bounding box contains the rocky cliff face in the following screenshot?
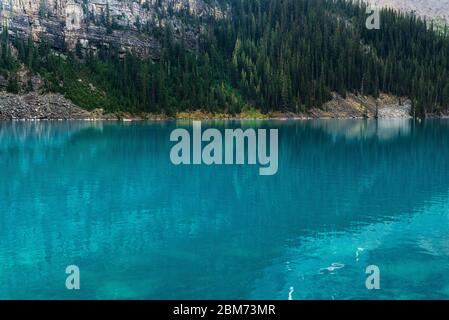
[366,0,449,24]
[0,0,226,57]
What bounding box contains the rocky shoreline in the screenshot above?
[0,91,443,121]
[0,92,91,121]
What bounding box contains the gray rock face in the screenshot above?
[0,0,226,57]
[0,92,91,120]
[365,0,449,24]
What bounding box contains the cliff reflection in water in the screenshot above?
[307,118,412,141]
[0,119,449,299]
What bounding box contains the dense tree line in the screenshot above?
[1,0,449,117]
[217,0,449,116]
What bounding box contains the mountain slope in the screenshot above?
[366,0,449,24]
[1,0,449,118]
[0,0,226,57]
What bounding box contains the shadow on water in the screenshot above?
[1,119,449,299]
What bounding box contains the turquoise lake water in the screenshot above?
[1,119,449,299]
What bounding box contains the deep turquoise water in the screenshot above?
[1,119,449,300]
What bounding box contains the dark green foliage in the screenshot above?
[6,72,19,93]
[216,0,449,113]
[0,29,20,92]
[1,0,449,116]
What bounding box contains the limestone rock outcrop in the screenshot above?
[0,0,226,57]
